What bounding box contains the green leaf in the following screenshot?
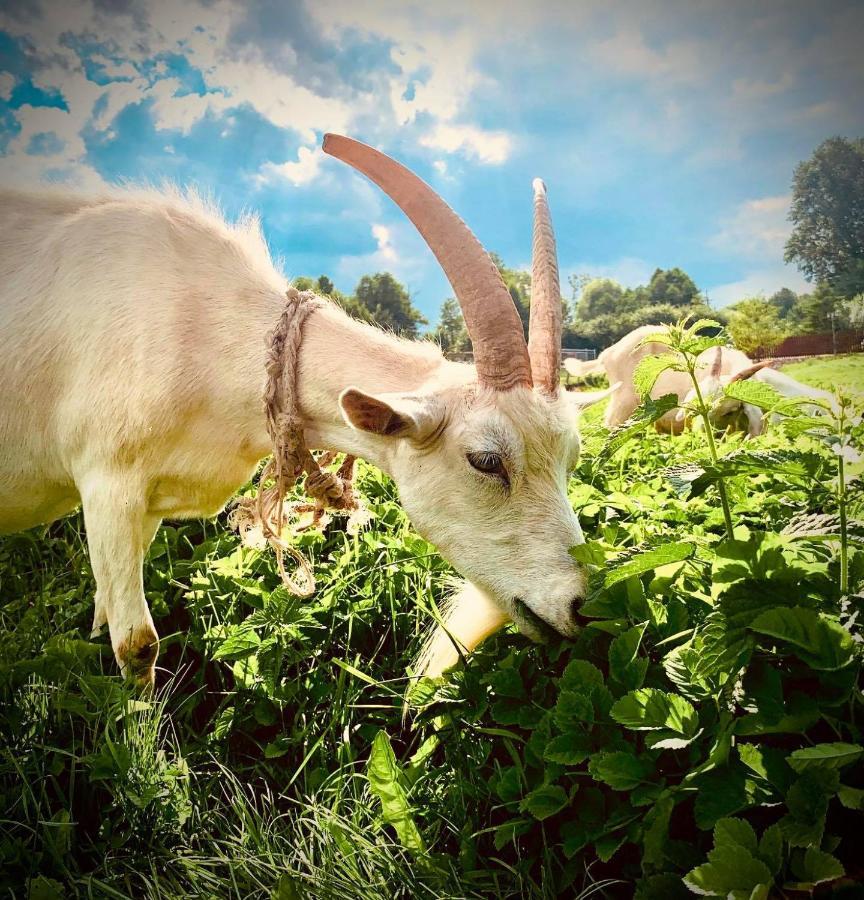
[780,768,839,847]
[366,731,424,853]
[588,751,653,790]
[596,393,680,463]
[786,742,862,773]
[757,824,784,876]
[519,783,569,821]
[684,845,772,896]
[608,623,649,690]
[838,784,864,809]
[714,816,758,855]
[641,794,674,874]
[554,690,594,729]
[737,743,793,793]
[544,732,592,765]
[604,542,695,588]
[749,607,855,670]
[723,379,785,411]
[595,830,627,863]
[559,658,605,693]
[693,765,762,829]
[212,622,260,661]
[791,847,845,886]
[610,688,698,736]
[633,353,684,398]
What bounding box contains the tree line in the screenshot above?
[298,136,863,357]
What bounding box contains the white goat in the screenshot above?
[589,325,756,431]
[0,135,610,686]
[680,364,842,436]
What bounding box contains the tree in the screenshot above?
[353,272,427,338]
[432,297,470,352]
[796,281,850,335]
[727,298,788,356]
[785,136,864,298]
[293,274,372,323]
[767,287,799,318]
[646,267,701,307]
[576,278,627,321]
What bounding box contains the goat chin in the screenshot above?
[414,582,511,680]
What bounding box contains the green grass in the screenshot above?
[781,352,864,393]
[1,343,862,899]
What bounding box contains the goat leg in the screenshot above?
[79,471,160,690]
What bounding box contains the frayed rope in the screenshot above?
[228,287,367,596]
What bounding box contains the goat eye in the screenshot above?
[467,452,509,484]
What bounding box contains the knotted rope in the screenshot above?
[229,287,362,596]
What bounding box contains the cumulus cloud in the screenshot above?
[420,123,512,164]
[709,195,792,259]
[258,145,324,187]
[371,223,396,261]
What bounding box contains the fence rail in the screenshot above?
[755,330,864,360]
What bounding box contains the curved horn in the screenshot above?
[529,179,563,396]
[323,134,532,391]
[730,360,774,382]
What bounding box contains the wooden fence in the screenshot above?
[754,330,864,360]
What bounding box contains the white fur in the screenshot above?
[593,326,753,432]
[0,186,603,683]
[689,366,841,437]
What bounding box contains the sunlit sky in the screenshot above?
[1,0,862,322]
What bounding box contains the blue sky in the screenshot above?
[1,0,862,323]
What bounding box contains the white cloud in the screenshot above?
[0,71,15,101]
[709,195,792,259]
[371,223,396,261]
[258,146,324,187]
[589,28,706,86]
[420,123,512,164]
[707,266,810,308]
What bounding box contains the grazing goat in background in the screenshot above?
[0,135,611,686]
[588,325,756,432]
[679,363,842,436]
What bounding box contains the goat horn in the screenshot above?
[529,179,562,396]
[730,360,774,382]
[709,346,722,377]
[322,134,532,391]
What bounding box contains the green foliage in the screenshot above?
[785,136,864,298]
[353,272,427,338]
[1,360,862,898]
[727,297,789,356]
[432,297,471,353]
[570,268,715,349]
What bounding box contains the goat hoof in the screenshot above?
[118,627,159,691]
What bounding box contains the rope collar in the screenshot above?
[230,287,361,596]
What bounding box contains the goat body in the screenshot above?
[595,325,753,430]
[1,182,605,685]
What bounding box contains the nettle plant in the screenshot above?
[395,320,864,897]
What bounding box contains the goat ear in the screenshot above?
[730,361,772,382]
[567,381,621,410]
[339,388,438,439]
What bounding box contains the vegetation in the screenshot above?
[727,298,789,357]
[785,136,864,300]
[1,336,861,899]
[293,272,427,338]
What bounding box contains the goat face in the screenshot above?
[325,135,605,641]
[340,382,610,640]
